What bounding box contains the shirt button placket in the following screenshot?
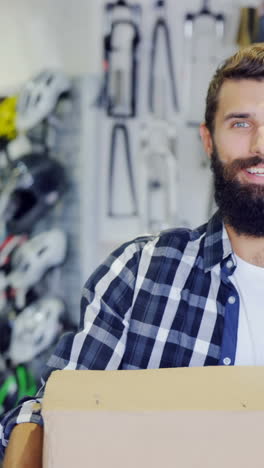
[222,294,237,367]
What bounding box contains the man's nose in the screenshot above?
[250,126,264,154]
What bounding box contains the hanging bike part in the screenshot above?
[236,7,258,47]
[255,2,264,43]
[99,0,141,118]
[140,119,178,232]
[108,122,138,218]
[183,0,225,127]
[148,0,179,117]
[184,0,225,40]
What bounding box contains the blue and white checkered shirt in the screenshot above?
[0,211,240,457]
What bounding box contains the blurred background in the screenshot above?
[0,0,262,423]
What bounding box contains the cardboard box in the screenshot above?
[42,366,264,467]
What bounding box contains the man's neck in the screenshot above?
[225,224,264,267]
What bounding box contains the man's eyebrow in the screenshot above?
[223,112,253,121]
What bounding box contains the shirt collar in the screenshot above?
[203,211,234,272]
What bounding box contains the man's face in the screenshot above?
[201,78,264,236]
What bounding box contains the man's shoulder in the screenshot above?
[158,222,207,243]
[93,220,210,279]
[128,221,208,257]
[82,220,210,310]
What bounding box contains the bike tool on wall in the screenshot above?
[184,0,225,40]
[140,119,178,232]
[101,0,141,218]
[141,0,180,231]
[148,0,179,117]
[103,0,141,118]
[108,121,138,217]
[184,0,225,127]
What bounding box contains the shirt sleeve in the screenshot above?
[0,236,145,459]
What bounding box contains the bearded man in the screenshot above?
[2,43,264,467]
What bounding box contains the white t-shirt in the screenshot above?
[230,254,264,366]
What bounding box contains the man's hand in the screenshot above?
[3,423,43,468]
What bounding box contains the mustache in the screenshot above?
[223,155,264,180]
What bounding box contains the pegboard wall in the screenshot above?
[34,78,84,326]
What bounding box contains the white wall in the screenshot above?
[0,0,104,92]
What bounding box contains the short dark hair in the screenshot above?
[205,43,264,133]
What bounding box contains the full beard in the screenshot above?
[211,146,264,237]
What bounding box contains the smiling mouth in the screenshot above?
[241,167,264,184]
[246,167,264,176]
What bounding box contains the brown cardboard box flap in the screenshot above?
[42,367,264,467]
[43,365,264,411]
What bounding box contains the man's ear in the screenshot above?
[199,123,213,159]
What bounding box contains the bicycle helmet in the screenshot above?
[0,152,66,234]
[0,365,36,416]
[9,297,65,364]
[6,229,67,309]
[0,96,18,148]
[0,234,27,272]
[0,235,28,313]
[17,69,71,131]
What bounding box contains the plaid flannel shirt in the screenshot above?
[0,210,239,457]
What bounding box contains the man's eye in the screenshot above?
[233,122,250,128]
